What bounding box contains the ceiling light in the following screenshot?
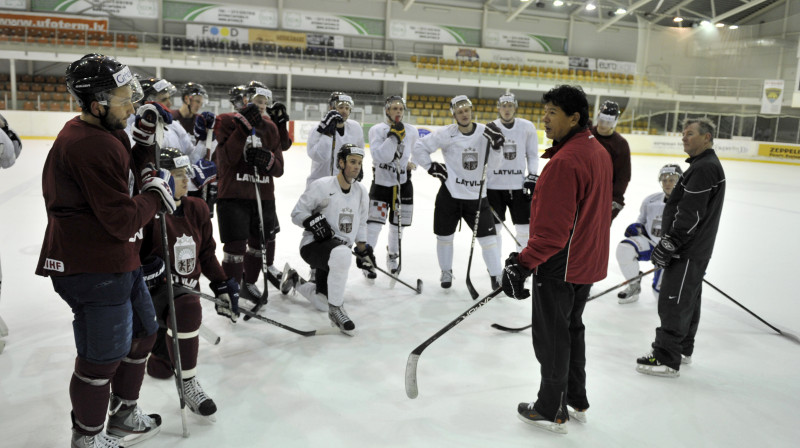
[673,16,684,22]
[553,0,564,6]
[728,25,739,30]
[715,23,725,28]
[615,8,627,15]
[585,2,596,11]
[700,20,711,27]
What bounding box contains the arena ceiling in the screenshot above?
[403,0,786,29]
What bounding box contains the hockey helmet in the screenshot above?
[229,85,246,108]
[597,100,620,125]
[337,143,365,167]
[658,164,683,181]
[181,82,208,104]
[159,147,190,172]
[449,95,472,116]
[385,95,406,110]
[139,76,177,103]
[66,54,143,109]
[497,93,518,108]
[244,80,272,105]
[329,91,354,110]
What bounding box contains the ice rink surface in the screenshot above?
[1,136,799,447]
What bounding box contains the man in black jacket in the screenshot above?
[636,117,726,378]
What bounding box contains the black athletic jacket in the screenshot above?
[661,148,726,260]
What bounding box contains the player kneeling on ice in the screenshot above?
[139,147,240,421]
[616,164,683,304]
[290,144,375,336]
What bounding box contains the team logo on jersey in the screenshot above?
[173,234,196,276]
[339,207,354,234]
[503,140,517,160]
[462,147,479,170]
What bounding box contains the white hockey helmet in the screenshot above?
[497,93,518,108]
[449,95,472,115]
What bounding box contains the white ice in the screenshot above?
[1,137,798,447]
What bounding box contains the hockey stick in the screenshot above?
[354,252,422,294]
[703,279,800,345]
[176,286,317,337]
[466,139,493,300]
[491,269,657,333]
[390,117,404,289]
[198,324,220,345]
[405,287,503,399]
[243,136,270,321]
[489,206,522,248]
[150,114,190,438]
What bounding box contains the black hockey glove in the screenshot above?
[502,252,531,299]
[427,162,447,182]
[142,256,168,292]
[523,174,538,199]
[210,278,240,323]
[239,103,264,129]
[193,111,215,141]
[611,201,624,220]
[483,122,505,150]
[267,102,289,127]
[387,121,405,143]
[354,244,377,279]
[624,222,649,239]
[243,131,274,171]
[651,235,678,268]
[317,110,343,135]
[303,212,334,242]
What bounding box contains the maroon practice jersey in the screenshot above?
[141,196,227,291]
[36,117,160,276]
[213,112,283,201]
[170,108,195,135]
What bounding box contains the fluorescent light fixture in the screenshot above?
[553,0,564,6]
[728,25,739,30]
[615,8,627,15]
[673,16,684,22]
[715,22,725,28]
[700,20,711,27]
[585,2,596,11]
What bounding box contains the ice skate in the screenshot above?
[266,264,283,289]
[240,282,267,307]
[183,377,217,422]
[516,402,567,434]
[279,263,299,295]
[636,352,679,378]
[617,279,641,304]
[361,265,377,282]
[328,304,356,336]
[107,394,161,445]
[440,270,453,289]
[386,252,400,274]
[567,406,587,423]
[681,354,692,365]
[491,275,501,291]
[71,430,122,448]
[297,281,328,312]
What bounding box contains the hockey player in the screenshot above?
[290,144,375,336]
[412,95,505,289]
[213,82,284,309]
[139,147,239,421]
[616,164,683,304]
[591,100,631,220]
[637,117,726,378]
[0,113,22,354]
[172,82,208,135]
[305,91,365,187]
[487,93,539,254]
[366,95,419,276]
[37,54,170,447]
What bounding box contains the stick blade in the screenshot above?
[405,353,420,399]
[416,279,423,294]
[490,323,532,333]
[779,329,800,345]
[466,280,479,300]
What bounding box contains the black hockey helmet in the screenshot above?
[138,76,177,103]
[337,143,365,167]
[599,100,620,119]
[329,91,349,109]
[229,85,246,108]
[384,95,406,110]
[658,164,683,181]
[65,54,143,109]
[159,147,190,172]
[181,82,208,104]
[243,80,272,104]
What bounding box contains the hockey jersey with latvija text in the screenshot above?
[412,122,489,200]
[291,176,369,249]
[487,118,539,190]
[368,121,420,187]
[306,119,365,187]
[140,196,227,291]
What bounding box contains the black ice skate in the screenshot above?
[516,402,567,434]
[617,277,641,304]
[328,304,356,336]
[266,264,283,290]
[440,270,453,289]
[279,262,300,295]
[636,352,679,378]
[240,282,267,307]
[183,377,217,422]
[106,394,161,445]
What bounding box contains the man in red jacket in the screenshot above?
[502,85,612,435]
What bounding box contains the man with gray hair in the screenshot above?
[636,117,726,378]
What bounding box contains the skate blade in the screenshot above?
[113,425,161,446]
[517,414,567,434]
[618,295,639,304]
[635,364,679,378]
[568,408,587,423]
[329,321,356,336]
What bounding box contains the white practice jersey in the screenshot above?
[413,123,489,200]
[125,116,207,164]
[306,119,365,186]
[368,121,419,187]
[487,118,539,190]
[291,176,369,249]
[636,191,667,244]
[0,128,17,169]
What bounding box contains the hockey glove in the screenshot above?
[133,102,172,146]
[354,244,377,279]
[267,102,289,127]
[624,222,649,238]
[210,278,240,323]
[243,130,273,171]
[0,113,22,159]
[502,252,531,299]
[523,174,538,199]
[387,121,405,143]
[141,165,177,214]
[193,111,215,141]
[317,110,343,135]
[303,212,334,242]
[239,103,264,129]
[651,235,678,268]
[611,201,624,220]
[189,159,217,189]
[142,256,168,292]
[483,122,505,150]
[427,162,448,182]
